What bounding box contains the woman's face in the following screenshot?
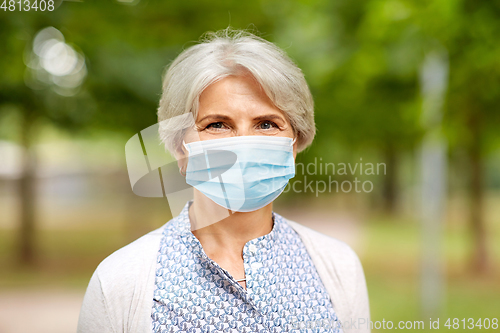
[182,73,297,158]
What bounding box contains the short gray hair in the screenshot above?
[157,28,315,153]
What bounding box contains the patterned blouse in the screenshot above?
[151,202,342,332]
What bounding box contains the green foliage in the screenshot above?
[1,0,499,150]
[0,0,499,191]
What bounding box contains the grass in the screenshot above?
[0,228,131,289]
[363,218,500,332]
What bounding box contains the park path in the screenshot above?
[0,289,84,333]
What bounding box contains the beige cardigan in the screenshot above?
[77,218,371,333]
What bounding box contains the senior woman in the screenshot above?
[77,29,370,333]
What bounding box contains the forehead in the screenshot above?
[197,74,284,119]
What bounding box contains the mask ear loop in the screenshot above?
[291,137,297,145]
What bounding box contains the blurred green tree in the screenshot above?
[269,0,500,272]
[439,0,500,272]
[0,0,274,265]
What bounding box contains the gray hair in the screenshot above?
[157,28,315,153]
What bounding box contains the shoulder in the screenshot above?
[93,224,167,287]
[283,217,371,332]
[285,219,361,268]
[78,224,170,333]
[283,217,364,292]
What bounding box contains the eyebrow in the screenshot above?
[252,114,286,123]
[197,114,232,123]
[197,113,286,123]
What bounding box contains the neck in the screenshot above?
[189,190,274,253]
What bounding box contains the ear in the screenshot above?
[175,141,188,170]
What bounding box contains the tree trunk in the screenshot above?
[468,112,488,273]
[18,108,37,266]
[382,145,397,214]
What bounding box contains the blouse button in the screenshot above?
[248,244,257,253]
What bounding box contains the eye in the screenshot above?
[259,121,278,130]
[206,122,226,130]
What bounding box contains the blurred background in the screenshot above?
[0,0,499,332]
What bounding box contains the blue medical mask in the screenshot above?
[183,135,296,212]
